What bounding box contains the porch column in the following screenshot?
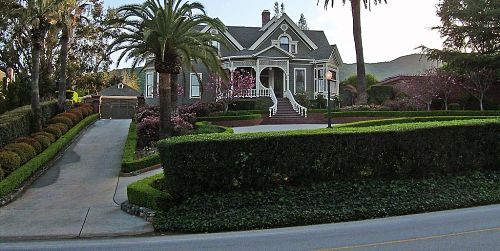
[256,60,261,97]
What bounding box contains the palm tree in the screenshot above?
[17,0,62,131]
[56,0,88,111]
[321,0,386,104]
[109,0,226,138]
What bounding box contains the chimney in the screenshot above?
[262,10,270,27]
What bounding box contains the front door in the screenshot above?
[273,69,284,98]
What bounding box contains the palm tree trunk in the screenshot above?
[171,74,178,111]
[158,72,172,138]
[351,0,367,104]
[57,26,70,111]
[31,33,43,132]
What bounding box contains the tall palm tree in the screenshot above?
[109,0,226,138]
[17,0,62,131]
[321,0,386,104]
[56,0,88,111]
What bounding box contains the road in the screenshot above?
[2,204,500,250]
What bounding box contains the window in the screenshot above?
[145,72,153,97]
[279,36,289,51]
[211,40,220,54]
[190,73,202,98]
[294,69,306,94]
[291,44,297,54]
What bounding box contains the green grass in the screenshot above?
[154,171,500,233]
[0,114,98,197]
[198,114,262,122]
[337,116,498,128]
[121,121,234,174]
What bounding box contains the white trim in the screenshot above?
[189,73,202,99]
[249,14,318,51]
[254,45,295,58]
[294,68,306,94]
[329,45,343,66]
[145,72,154,98]
[201,25,244,50]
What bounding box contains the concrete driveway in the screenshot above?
[0,120,153,240]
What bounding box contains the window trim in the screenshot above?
[294,68,306,94]
[279,35,290,52]
[190,73,202,99]
[145,72,154,98]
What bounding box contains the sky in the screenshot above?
[104,0,444,68]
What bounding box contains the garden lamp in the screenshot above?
[325,70,334,128]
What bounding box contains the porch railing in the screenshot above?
[285,90,308,118]
[269,88,278,117]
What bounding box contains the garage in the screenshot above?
[99,83,141,119]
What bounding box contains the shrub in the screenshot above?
[48,116,74,127]
[0,151,21,173]
[59,112,79,124]
[179,113,197,125]
[32,135,51,150]
[0,167,4,181]
[158,119,500,198]
[136,106,160,123]
[43,125,63,139]
[198,114,262,122]
[294,93,311,108]
[68,109,83,121]
[325,110,500,118]
[368,85,394,105]
[32,132,56,143]
[127,173,173,210]
[15,137,43,154]
[50,123,69,134]
[448,103,461,110]
[311,95,327,109]
[255,97,273,110]
[137,116,160,148]
[0,101,58,148]
[192,122,233,135]
[228,99,257,111]
[171,115,194,136]
[3,143,37,164]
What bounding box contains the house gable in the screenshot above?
[200,25,244,51]
[254,45,294,58]
[249,13,318,51]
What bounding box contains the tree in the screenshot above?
[207,70,256,112]
[426,68,461,111]
[321,0,387,104]
[298,14,308,30]
[395,76,441,111]
[56,0,88,111]
[421,0,499,110]
[16,0,62,131]
[109,0,226,138]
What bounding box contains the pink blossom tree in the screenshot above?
[396,75,440,111]
[456,68,497,111]
[426,68,462,111]
[207,69,256,112]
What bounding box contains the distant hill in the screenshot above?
[339,54,440,81]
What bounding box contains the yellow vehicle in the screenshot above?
[65,90,80,103]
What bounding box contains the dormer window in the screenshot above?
[279,36,289,51]
[118,83,124,89]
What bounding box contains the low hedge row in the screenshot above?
[325,110,500,118]
[0,114,98,197]
[337,116,495,128]
[158,119,500,198]
[121,121,233,173]
[0,101,58,148]
[154,171,500,233]
[127,173,172,210]
[198,114,262,122]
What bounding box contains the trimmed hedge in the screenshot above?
[337,116,495,128]
[0,101,58,148]
[325,110,500,118]
[43,125,62,139]
[0,151,21,173]
[154,171,500,233]
[198,114,262,122]
[32,135,51,149]
[0,114,98,197]
[15,137,43,154]
[122,121,233,173]
[48,116,74,127]
[127,173,172,210]
[32,132,56,143]
[4,143,37,164]
[158,119,500,198]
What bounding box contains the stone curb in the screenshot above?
[121,201,156,223]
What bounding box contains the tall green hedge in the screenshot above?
[158,119,500,198]
[0,101,58,148]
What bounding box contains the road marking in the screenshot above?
[315,226,500,250]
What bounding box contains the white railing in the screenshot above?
[285,90,308,118]
[269,88,278,117]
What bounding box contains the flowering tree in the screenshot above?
[207,70,255,112]
[426,68,462,111]
[395,76,440,111]
[457,69,497,111]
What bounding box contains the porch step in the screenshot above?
[265,97,307,124]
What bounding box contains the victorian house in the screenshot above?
[143,10,342,117]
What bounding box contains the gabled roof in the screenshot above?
[254,45,295,58]
[200,24,245,50]
[249,13,318,51]
[99,83,141,97]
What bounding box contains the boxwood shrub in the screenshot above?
[15,137,43,154]
[0,114,98,197]
[158,119,500,198]
[50,123,69,134]
[0,101,58,148]
[0,167,4,181]
[326,110,500,118]
[198,114,262,122]
[4,143,37,164]
[48,116,74,127]
[32,132,56,143]
[127,173,172,210]
[43,125,62,139]
[0,151,21,173]
[337,116,493,128]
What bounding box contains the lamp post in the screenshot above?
[325,70,334,128]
